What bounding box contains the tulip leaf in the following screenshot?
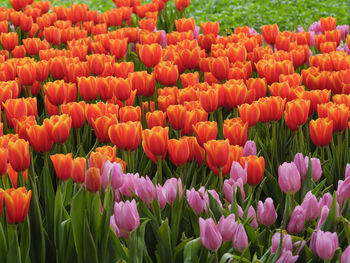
[129,218,150,263]
[281,192,290,230]
[157,218,173,263]
[171,186,184,247]
[19,217,31,263]
[71,187,86,263]
[320,191,338,232]
[108,228,128,261]
[173,237,193,261]
[184,238,202,263]
[83,213,99,263]
[100,187,114,261]
[54,185,63,253]
[301,158,313,200]
[7,230,21,263]
[0,219,7,262]
[208,192,223,222]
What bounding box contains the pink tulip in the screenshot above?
[119,173,139,197]
[136,176,156,204]
[243,140,256,157]
[319,192,332,209]
[199,218,222,251]
[230,161,247,184]
[207,189,222,208]
[315,230,338,260]
[186,188,207,215]
[293,153,308,181]
[276,249,298,263]
[114,199,140,238]
[271,232,293,253]
[336,25,349,40]
[110,215,120,237]
[341,245,350,263]
[156,184,167,209]
[233,223,248,252]
[301,191,320,221]
[223,178,245,203]
[311,158,322,182]
[287,206,305,234]
[338,177,350,204]
[247,205,258,230]
[278,162,301,194]
[163,178,183,204]
[217,214,238,242]
[258,197,277,226]
[345,164,350,179]
[317,206,329,230]
[102,160,124,190]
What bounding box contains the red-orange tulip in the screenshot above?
[200,21,219,36]
[50,153,73,181]
[261,24,279,44]
[137,43,162,68]
[1,32,18,51]
[209,56,229,81]
[60,101,86,128]
[109,121,142,151]
[110,38,128,60]
[146,110,166,128]
[119,106,141,122]
[326,103,349,132]
[240,156,265,185]
[168,138,190,167]
[192,121,217,147]
[18,63,36,86]
[204,139,229,169]
[27,123,54,153]
[238,102,260,127]
[7,139,30,173]
[284,99,310,131]
[44,114,72,145]
[72,157,86,184]
[320,17,337,33]
[200,89,218,113]
[91,115,118,143]
[175,18,195,32]
[142,126,168,162]
[310,118,333,147]
[223,118,248,146]
[78,76,98,101]
[155,61,179,86]
[85,167,101,193]
[44,81,66,106]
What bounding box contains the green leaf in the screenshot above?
[321,191,338,232]
[71,188,86,263]
[157,218,173,263]
[301,158,313,200]
[171,186,184,247]
[7,230,21,263]
[19,217,31,263]
[83,213,99,263]
[184,238,202,263]
[129,219,150,263]
[0,220,7,262]
[208,192,223,222]
[108,228,128,261]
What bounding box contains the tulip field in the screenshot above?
[2,0,350,262]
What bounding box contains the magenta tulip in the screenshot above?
[258,197,277,226]
[287,205,305,234]
[199,218,222,251]
[113,199,140,238]
[136,176,156,204]
[217,214,238,242]
[278,162,301,194]
[315,230,339,260]
[233,223,248,252]
[301,191,320,221]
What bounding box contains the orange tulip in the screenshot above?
[109,121,142,151]
[3,98,28,128]
[110,38,128,60]
[77,76,98,101]
[320,41,337,53]
[18,63,36,86]
[326,103,349,132]
[268,81,291,101]
[246,78,267,99]
[146,110,166,129]
[320,17,337,33]
[112,77,132,102]
[85,167,101,193]
[0,148,6,176]
[175,18,195,32]
[1,32,18,51]
[284,99,310,131]
[87,54,108,76]
[204,139,229,169]
[137,43,162,68]
[175,0,190,11]
[44,80,66,106]
[0,187,32,224]
[209,56,229,81]
[60,101,86,128]
[50,153,73,181]
[240,156,265,185]
[200,89,218,113]
[72,157,86,184]
[166,104,186,130]
[142,126,168,162]
[309,90,331,114]
[310,118,333,147]
[44,114,72,145]
[12,45,26,58]
[238,102,260,127]
[119,106,141,122]
[168,138,190,166]
[7,139,30,173]
[222,82,247,109]
[261,24,279,44]
[180,72,199,88]
[193,121,217,147]
[91,115,118,143]
[155,61,179,86]
[113,62,134,78]
[223,118,248,146]
[200,21,219,36]
[27,123,54,153]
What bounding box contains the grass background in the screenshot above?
[2,0,350,32]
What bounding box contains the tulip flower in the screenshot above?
[271,233,293,254]
[142,126,168,163]
[168,138,190,167]
[199,218,222,251]
[27,124,54,153]
[293,153,309,180]
[276,249,298,263]
[223,178,245,203]
[162,178,183,205]
[243,140,257,157]
[230,161,247,184]
[119,173,139,197]
[135,176,156,204]
[166,105,186,131]
[156,184,167,209]
[341,245,350,263]
[209,56,229,81]
[239,156,265,185]
[186,188,207,215]
[223,118,248,147]
[311,158,322,182]
[155,61,179,86]
[301,191,320,221]
[85,167,101,193]
[50,153,73,181]
[137,43,162,68]
[233,223,248,252]
[193,121,217,147]
[101,161,124,190]
[72,157,86,184]
[310,118,333,147]
[200,89,218,113]
[0,148,7,176]
[287,206,305,234]
[217,214,238,242]
[119,106,141,123]
[284,99,310,131]
[0,187,32,224]
[315,230,338,260]
[113,199,140,238]
[278,162,301,194]
[258,197,277,226]
[7,139,30,173]
[109,121,142,151]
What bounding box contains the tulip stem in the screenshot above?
[214,251,219,263]
[218,168,223,193]
[157,157,162,185]
[218,107,223,139]
[298,126,305,154]
[338,132,343,177]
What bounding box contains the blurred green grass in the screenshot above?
[3,0,350,32]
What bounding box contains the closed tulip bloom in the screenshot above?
[72,157,85,184]
[209,56,229,81]
[200,89,218,113]
[230,161,247,184]
[101,161,124,190]
[0,148,7,175]
[27,124,54,153]
[85,167,101,193]
[0,187,32,224]
[168,138,190,167]
[311,158,322,182]
[113,77,132,102]
[278,162,301,194]
[155,61,179,86]
[110,38,128,60]
[192,121,217,147]
[310,118,333,146]
[320,17,337,33]
[341,246,350,263]
[271,233,293,254]
[200,21,219,36]
[243,140,257,157]
[217,214,238,242]
[287,206,305,234]
[233,223,248,252]
[293,153,309,181]
[315,230,338,260]
[18,63,36,86]
[109,121,142,151]
[136,176,156,204]
[119,106,141,123]
[114,199,140,238]
[45,114,72,145]
[261,24,279,44]
[137,43,162,68]
[186,188,207,215]
[1,32,18,51]
[204,140,229,169]
[60,102,86,128]
[166,104,186,131]
[78,76,98,101]
[146,111,166,128]
[7,139,30,173]
[301,191,320,221]
[284,99,310,131]
[276,249,298,263]
[50,153,73,181]
[162,178,183,204]
[238,103,260,127]
[223,178,245,203]
[223,118,248,147]
[326,103,349,132]
[239,156,265,185]
[258,197,277,226]
[142,126,168,162]
[44,81,66,106]
[199,218,222,251]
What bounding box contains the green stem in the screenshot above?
[214,251,219,263]
[338,132,343,179]
[157,157,163,185]
[218,107,223,139]
[298,126,305,154]
[218,168,223,193]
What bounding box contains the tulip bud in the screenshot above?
[186,188,207,215]
[278,162,301,194]
[311,158,322,182]
[162,178,183,204]
[271,233,293,254]
[293,153,309,180]
[337,177,350,205]
[119,173,139,197]
[136,176,156,204]
[207,189,222,208]
[258,197,277,226]
[301,191,320,221]
[223,178,245,204]
[276,249,299,263]
[319,192,333,209]
[229,161,247,184]
[199,218,222,251]
[243,140,257,156]
[287,205,305,234]
[101,161,124,190]
[85,167,101,193]
[247,205,258,230]
[113,199,140,238]
[217,214,238,242]
[233,223,248,252]
[315,230,339,260]
[156,184,167,209]
[317,205,329,230]
[341,245,350,263]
